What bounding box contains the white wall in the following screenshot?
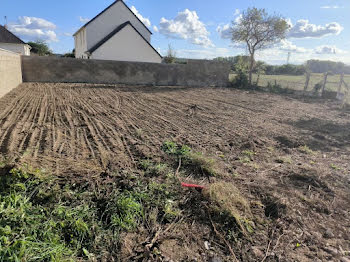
[91,24,161,63]
[0,49,22,98]
[74,28,88,58]
[86,1,151,51]
[0,43,30,56]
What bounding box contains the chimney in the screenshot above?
[4,16,8,29]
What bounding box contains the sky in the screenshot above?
[1,0,349,64]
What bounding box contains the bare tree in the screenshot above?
[164,44,177,64]
[231,8,289,85]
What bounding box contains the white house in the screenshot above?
[0,25,31,56]
[74,0,162,63]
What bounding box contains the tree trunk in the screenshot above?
[248,53,254,85]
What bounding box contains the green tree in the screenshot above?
[231,8,289,85]
[27,40,52,56]
[63,49,75,58]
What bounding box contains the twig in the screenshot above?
[145,216,184,251]
[207,208,239,261]
[175,157,182,177]
[261,228,275,262]
[271,233,285,253]
[261,239,272,262]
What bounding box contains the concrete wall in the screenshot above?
[0,43,30,56]
[91,24,161,63]
[22,56,229,87]
[0,48,22,98]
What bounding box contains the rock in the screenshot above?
[209,256,222,262]
[323,247,339,256]
[251,247,264,258]
[204,241,210,250]
[340,258,350,262]
[324,229,335,239]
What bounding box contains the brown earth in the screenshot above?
[1,83,350,261]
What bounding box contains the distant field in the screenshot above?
[230,73,350,91]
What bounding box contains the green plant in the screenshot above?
[299,145,314,155]
[140,160,169,177]
[109,193,143,231]
[330,163,340,170]
[231,70,249,88]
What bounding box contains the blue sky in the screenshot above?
[2,0,349,64]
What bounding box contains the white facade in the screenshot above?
[91,24,161,63]
[75,28,88,59]
[74,0,161,63]
[0,43,30,56]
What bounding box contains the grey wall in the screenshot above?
[0,49,22,98]
[21,56,229,87]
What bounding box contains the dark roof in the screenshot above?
[74,0,152,36]
[88,21,162,59]
[0,25,25,44]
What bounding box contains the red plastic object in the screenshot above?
[181,182,205,189]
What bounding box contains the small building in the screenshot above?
[74,0,162,63]
[0,25,31,56]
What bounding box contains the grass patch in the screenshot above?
[0,163,183,261]
[299,145,315,155]
[204,182,253,236]
[162,141,217,177]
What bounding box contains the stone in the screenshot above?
[324,229,335,239]
[209,256,222,262]
[251,246,264,258]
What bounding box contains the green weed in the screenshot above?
[299,145,315,155]
[330,163,341,170]
[162,141,217,177]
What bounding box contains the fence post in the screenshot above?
[342,80,349,108]
[304,72,311,92]
[321,72,328,97]
[338,73,344,94]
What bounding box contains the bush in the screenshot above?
[231,70,249,88]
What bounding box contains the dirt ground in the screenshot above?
[1,83,350,261]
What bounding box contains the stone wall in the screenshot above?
[22,56,229,87]
[0,49,22,98]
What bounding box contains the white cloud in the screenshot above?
[288,19,343,38]
[130,6,151,28]
[153,25,159,32]
[8,16,58,42]
[279,40,309,53]
[159,9,214,47]
[234,9,240,16]
[175,47,231,59]
[63,32,72,37]
[79,17,90,23]
[217,24,232,39]
[321,5,340,9]
[314,45,347,54]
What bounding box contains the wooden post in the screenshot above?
[342,80,349,108]
[304,72,311,91]
[256,74,260,86]
[338,73,344,93]
[321,72,328,97]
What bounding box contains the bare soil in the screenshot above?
[1,83,350,261]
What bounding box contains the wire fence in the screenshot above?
[230,73,350,105]
[230,73,350,92]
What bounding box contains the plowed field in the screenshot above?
[1,83,350,261]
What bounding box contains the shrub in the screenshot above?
[231,70,249,88]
